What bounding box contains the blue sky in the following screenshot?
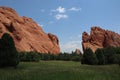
[0,0,120,52]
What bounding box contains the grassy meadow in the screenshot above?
[0,61,120,80]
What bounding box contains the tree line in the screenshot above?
[19,51,82,62]
[81,47,120,65]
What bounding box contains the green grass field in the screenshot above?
[0,61,120,80]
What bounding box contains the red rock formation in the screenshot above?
[0,6,60,54]
[82,26,120,52]
[74,49,82,55]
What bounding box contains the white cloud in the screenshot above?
[60,41,81,53]
[55,14,68,20]
[51,6,66,13]
[51,6,81,13]
[50,6,81,20]
[69,7,81,11]
[60,34,83,53]
[56,6,66,13]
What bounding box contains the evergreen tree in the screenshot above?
[0,33,19,67]
[103,47,116,64]
[81,48,98,65]
[95,48,105,65]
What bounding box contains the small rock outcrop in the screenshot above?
[0,6,60,54]
[82,26,120,52]
[74,49,82,54]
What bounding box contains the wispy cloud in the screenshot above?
[55,14,68,20]
[69,7,81,12]
[51,6,66,13]
[50,6,81,20]
[60,41,81,53]
[56,6,66,13]
[60,34,83,53]
[50,6,68,20]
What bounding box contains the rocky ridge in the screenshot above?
[82,26,120,52]
[0,6,60,54]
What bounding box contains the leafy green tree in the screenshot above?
[0,33,19,67]
[81,48,98,65]
[95,48,105,65]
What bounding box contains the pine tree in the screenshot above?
[0,33,19,67]
[81,48,98,65]
[95,48,105,65]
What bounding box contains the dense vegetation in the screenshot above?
[19,47,120,65]
[0,61,120,80]
[18,46,120,66]
[0,33,19,68]
[19,51,82,62]
[95,48,105,65]
[81,48,98,65]
[82,47,120,65]
[19,51,40,62]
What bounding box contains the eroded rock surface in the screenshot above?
[0,6,60,54]
[82,26,120,52]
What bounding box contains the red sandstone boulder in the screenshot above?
[0,6,60,54]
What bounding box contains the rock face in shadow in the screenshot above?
[82,26,120,52]
[0,6,60,54]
